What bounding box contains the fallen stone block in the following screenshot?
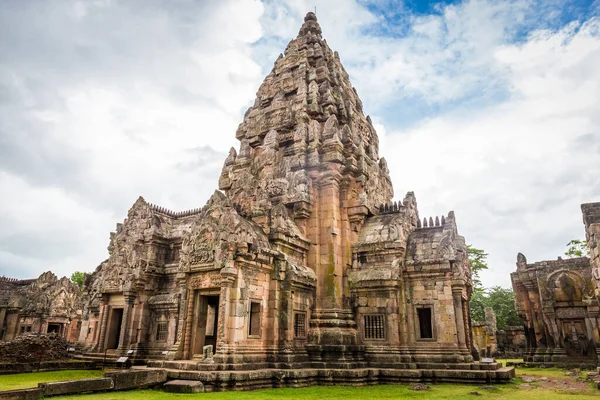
[164,380,205,393]
[0,388,43,400]
[39,378,114,396]
[105,369,168,390]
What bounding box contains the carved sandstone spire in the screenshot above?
[218,12,393,220]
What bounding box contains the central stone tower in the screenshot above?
[80,12,516,385]
[218,12,394,362]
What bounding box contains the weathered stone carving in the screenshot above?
[511,254,598,365]
[0,272,81,342]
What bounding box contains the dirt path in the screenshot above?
[518,374,594,394]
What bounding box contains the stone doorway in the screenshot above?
[191,293,219,357]
[47,323,61,334]
[106,308,124,350]
[562,319,595,358]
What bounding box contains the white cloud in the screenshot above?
[0,0,599,292]
[384,16,600,287]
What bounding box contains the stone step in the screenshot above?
[163,379,205,393]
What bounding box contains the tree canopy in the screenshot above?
[565,239,590,258]
[467,245,488,288]
[467,245,520,330]
[70,271,86,289]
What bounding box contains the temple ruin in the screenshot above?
[0,272,81,343]
[71,13,515,385]
[509,202,600,367]
[511,235,600,366]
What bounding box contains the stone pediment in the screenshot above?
[180,191,271,271]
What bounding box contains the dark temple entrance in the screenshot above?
[106,308,123,350]
[47,323,61,334]
[192,293,219,357]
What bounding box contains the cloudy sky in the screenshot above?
[0,0,598,288]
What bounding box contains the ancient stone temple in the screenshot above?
[511,253,599,366]
[0,272,81,342]
[78,13,512,385]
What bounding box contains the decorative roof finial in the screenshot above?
[299,12,322,37]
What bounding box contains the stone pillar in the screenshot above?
[97,296,110,351]
[307,169,359,362]
[452,285,467,348]
[526,288,547,361]
[217,263,237,356]
[118,292,135,351]
[182,289,195,360]
[316,172,343,309]
[173,273,188,359]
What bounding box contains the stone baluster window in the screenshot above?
[156,321,168,342]
[294,312,306,338]
[364,314,385,339]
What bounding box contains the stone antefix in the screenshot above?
[511,254,598,366]
[0,272,81,342]
[77,13,513,385]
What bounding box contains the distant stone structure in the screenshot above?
[496,326,526,358]
[0,272,81,342]
[472,307,497,358]
[511,254,598,365]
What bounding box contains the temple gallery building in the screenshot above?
[75,12,512,385]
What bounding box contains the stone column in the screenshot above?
[526,288,547,361]
[97,296,110,351]
[118,292,135,351]
[217,264,237,356]
[307,169,359,360]
[452,285,467,349]
[182,289,195,359]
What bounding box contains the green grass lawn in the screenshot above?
[47,382,600,400]
[3,365,600,400]
[0,370,104,391]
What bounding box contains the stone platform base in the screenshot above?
[142,365,515,392]
[163,380,205,393]
[508,361,597,370]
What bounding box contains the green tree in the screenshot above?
[70,271,85,288]
[467,245,488,289]
[469,286,487,322]
[565,239,590,258]
[467,246,520,329]
[485,286,521,330]
[467,245,489,322]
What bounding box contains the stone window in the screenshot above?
[248,302,261,337]
[417,307,434,339]
[156,321,168,342]
[364,314,385,340]
[20,325,32,334]
[294,312,306,338]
